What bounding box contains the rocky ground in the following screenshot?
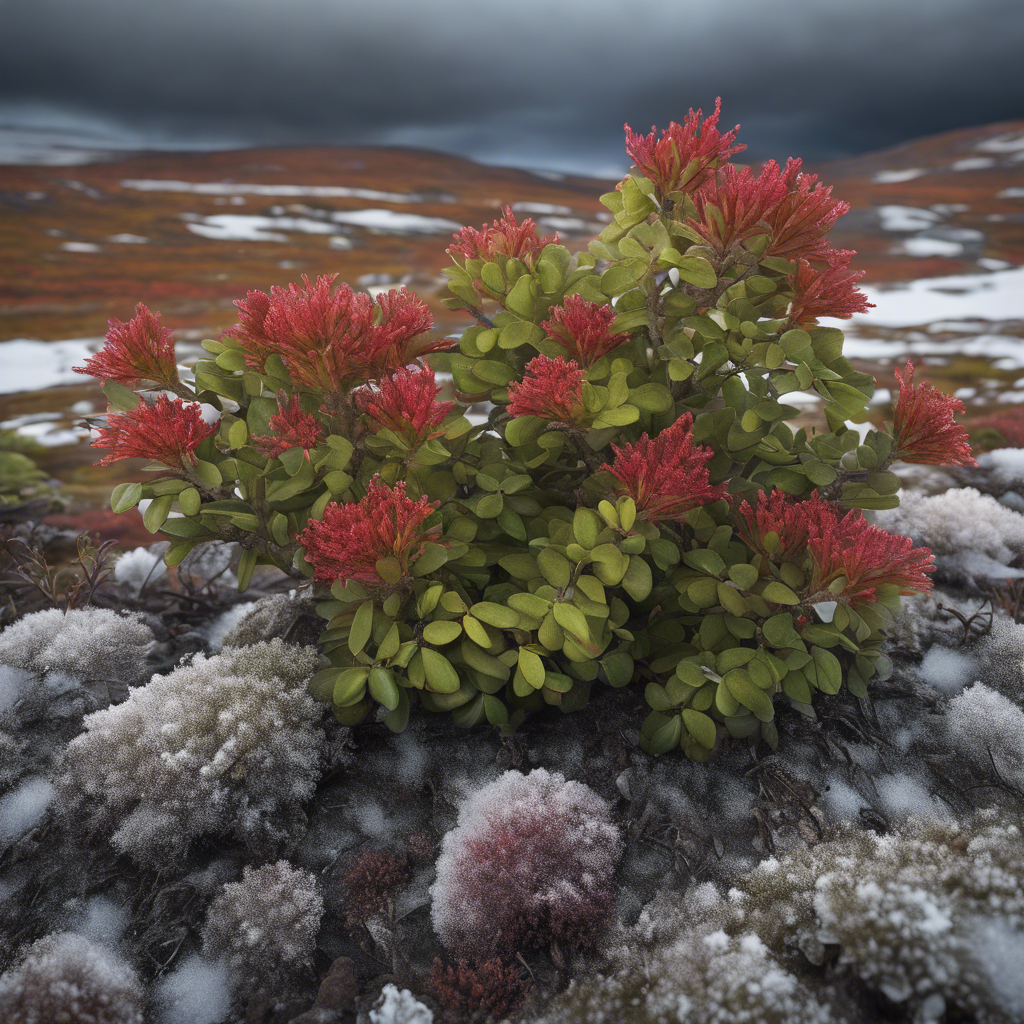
[2,450,1024,1022]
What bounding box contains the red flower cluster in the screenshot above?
[448,206,558,265]
[506,356,586,423]
[624,98,744,197]
[808,508,934,603]
[688,162,789,258]
[252,391,323,458]
[91,395,217,468]
[602,414,724,522]
[734,490,835,564]
[299,478,439,586]
[736,489,933,603]
[785,253,874,326]
[762,158,851,263]
[890,360,976,466]
[226,275,450,396]
[540,295,630,366]
[355,366,455,442]
[74,304,180,391]
[367,287,455,373]
[342,849,410,926]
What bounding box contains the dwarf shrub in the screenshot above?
[78,101,974,758]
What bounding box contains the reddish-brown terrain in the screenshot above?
[1,120,1022,527]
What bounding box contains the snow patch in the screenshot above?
[369,984,434,1024]
[902,238,963,258]
[951,157,996,171]
[0,776,54,844]
[877,206,941,232]
[202,602,258,652]
[874,169,927,183]
[114,545,168,593]
[329,209,461,234]
[918,647,977,694]
[59,241,101,253]
[121,179,446,203]
[154,955,233,1024]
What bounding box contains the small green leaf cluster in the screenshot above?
[97,120,926,760]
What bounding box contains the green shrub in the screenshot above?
[77,102,973,758]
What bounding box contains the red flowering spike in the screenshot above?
[890,360,976,467]
[506,356,586,423]
[734,490,836,564]
[447,206,558,265]
[624,98,744,197]
[540,295,630,366]
[762,158,851,263]
[355,366,455,442]
[298,478,440,587]
[91,395,218,468]
[687,162,790,258]
[785,253,874,326]
[808,510,934,603]
[366,288,456,375]
[74,304,180,390]
[252,391,323,458]
[226,274,379,395]
[601,414,725,522]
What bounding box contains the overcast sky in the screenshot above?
[1,0,1022,174]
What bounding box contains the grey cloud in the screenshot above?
[0,0,1021,173]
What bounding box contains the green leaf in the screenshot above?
[378,623,401,661]
[762,581,800,605]
[476,492,503,518]
[537,548,572,589]
[102,380,141,411]
[470,602,519,629]
[349,600,374,655]
[762,612,799,647]
[111,481,143,514]
[143,494,174,533]
[279,446,307,476]
[236,547,257,591]
[683,549,726,577]
[573,508,602,549]
[368,666,401,711]
[519,648,546,688]
[552,602,589,640]
[421,648,461,693]
[674,255,717,289]
[333,666,369,705]
[682,709,717,749]
[620,556,653,601]
[499,321,546,350]
[423,619,462,645]
[411,542,448,576]
[725,670,775,722]
[178,486,201,516]
[227,418,248,449]
[811,646,843,694]
[505,276,535,317]
[193,460,222,489]
[384,688,411,733]
[375,555,403,584]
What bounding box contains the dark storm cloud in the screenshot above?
[1,0,1022,173]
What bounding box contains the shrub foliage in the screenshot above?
[78,102,974,758]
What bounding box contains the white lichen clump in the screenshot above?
[877,487,1024,580]
[0,607,154,685]
[431,768,623,957]
[0,931,145,1024]
[947,683,1024,788]
[202,860,323,985]
[538,813,1024,1024]
[113,544,168,592]
[58,640,324,864]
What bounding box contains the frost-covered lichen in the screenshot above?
[431,768,622,957]
[57,640,324,864]
[877,487,1024,581]
[368,984,433,1024]
[202,860,323,986]
[0,932,145,1024]
[947,683,1024,789]
[539,812,1024,1024]
[0,607,154,685]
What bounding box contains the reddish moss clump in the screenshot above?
[342,849,410,926]
[428,957,532,1021]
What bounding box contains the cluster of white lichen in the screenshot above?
[202,860,323,987]
[0,932,144,1024]
[57,640,324,864]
